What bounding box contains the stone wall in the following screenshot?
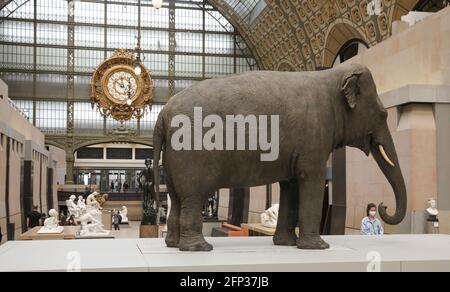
[0,79,64,242]
[344,7,450,234]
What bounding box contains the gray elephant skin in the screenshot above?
[153,63,407,251]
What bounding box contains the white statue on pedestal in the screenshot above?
[120,206,128,223]
[77,192,110,237]
[427,198,439,216]
[260,204,279,229]
[38,209,64,234]
[66,195,79,219]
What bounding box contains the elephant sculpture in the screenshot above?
[153,63,407,251]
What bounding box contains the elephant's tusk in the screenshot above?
[379,145,395,167]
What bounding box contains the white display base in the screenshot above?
[37,226,64,234]
[0,235,449,272]
[76,232,114,239]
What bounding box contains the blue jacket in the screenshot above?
[361,217,384,235]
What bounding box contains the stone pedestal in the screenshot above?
[139,225,160,238]
[102,211,112,230]
[427,221,439,234]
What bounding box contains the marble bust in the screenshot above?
[38,209,64,234]
[427,198,438,216]
[260,204,279,229]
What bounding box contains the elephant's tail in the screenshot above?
[153,112,165,211]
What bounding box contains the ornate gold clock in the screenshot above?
[91,49,153,122]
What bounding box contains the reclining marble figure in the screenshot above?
[153,63,407,251]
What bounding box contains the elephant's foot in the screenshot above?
[165,237,179,248]
[297,235,330,250]
[179,237,213,252]
[273,231,297,246]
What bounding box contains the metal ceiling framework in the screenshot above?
[1,0,431,72]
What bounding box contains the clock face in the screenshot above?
[91,49,153,122]
[106,71,138,101]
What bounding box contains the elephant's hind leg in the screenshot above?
[273,179,298,246]
[178,195,213,252]
[165,183,180,248]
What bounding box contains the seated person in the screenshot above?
[361,203,384,235]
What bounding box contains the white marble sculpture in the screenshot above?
[77,196,86,215]
[38,209,64,234]
[260,204,279,229]
[427,198,439,216]
[87,192,101,209]
[120,206,128,223]
[78,209,110,237]
[66,195,79,219]
[77,191,110,237]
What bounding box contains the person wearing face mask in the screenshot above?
[361,203,384,235]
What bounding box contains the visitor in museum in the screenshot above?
[113,210,121,231]
[117,181,122,193]
[27,206,43,229]
[67,215,77,226]
[110,181,115,192]
[361,203,384,235]
[59,212,67,226]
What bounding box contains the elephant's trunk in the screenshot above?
[370,125,407,225]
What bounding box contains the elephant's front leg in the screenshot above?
[273,179,298,246]
[297,165,330,250]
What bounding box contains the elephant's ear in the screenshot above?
[342,70,363,109]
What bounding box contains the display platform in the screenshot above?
[19,226,79,240]
[0,235,449,272]
[241,223,276,236]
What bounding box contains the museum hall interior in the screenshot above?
[0,0,450,273]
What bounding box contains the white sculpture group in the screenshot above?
[66,192,110,237]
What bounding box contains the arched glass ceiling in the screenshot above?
[223,0,267,23]
[0,0,258,136]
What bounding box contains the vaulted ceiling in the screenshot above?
[210,0,422,70]
[0,0,424,70]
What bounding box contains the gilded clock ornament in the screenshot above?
[91,49,153,122]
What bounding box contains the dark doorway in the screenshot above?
[227,188,250,226]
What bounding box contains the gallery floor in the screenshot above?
[0,234,449,272]
[110,221,141,239]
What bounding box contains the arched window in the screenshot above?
[332,39,369,67]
